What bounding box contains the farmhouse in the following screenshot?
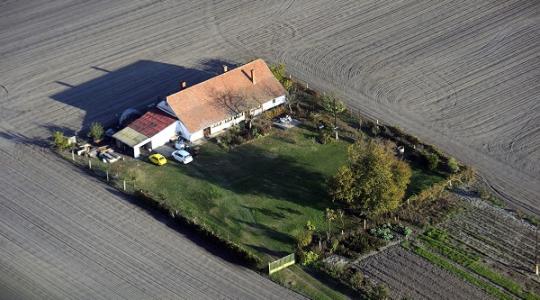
[113,59,286,157]
[112,108,178,158]
[164,58,287,142]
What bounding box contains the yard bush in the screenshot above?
[369,224,394,241]
[299,250,319,266]
[447,157,459,173]
[338,232,385,258]
[318,129,333,144]
[297,230,313,248]
[88,122,104,143]
[423,151,440,171]
[52,131,70,150]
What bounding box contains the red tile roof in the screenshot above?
[166,59,286,133]
[127,108,177,137]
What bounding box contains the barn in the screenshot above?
[112,108,178,158]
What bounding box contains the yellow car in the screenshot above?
[148,153,167,166]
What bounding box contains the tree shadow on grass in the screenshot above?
[240,205,286,220]
[246,244,289,258]
[232,218,295,246]
[186,143,331,211]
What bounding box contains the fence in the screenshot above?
[68,150,138,193]
[268,253,295,275]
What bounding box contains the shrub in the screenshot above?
[339,232,385,257]
[423,151,439,171]
[330,237,340,253]
[395,224,412,237]
[297,230,313,248]
[349,271,365,290]
[299,250,319,266]
[52,131,70,150]
[365,284,390,300]
[447,157,459,173]
[369,224,394,241]
[318,129,332,144]
[306,220,316,231]
[88,122,104,143]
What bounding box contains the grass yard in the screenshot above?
[120,127,351,259]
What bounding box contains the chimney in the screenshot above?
[223,65,228,73]
[181,81,187,89]
[250,69,256,84]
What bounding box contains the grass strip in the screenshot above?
[420,229,540,300]
[404,242,512,300]
[468,263,540,300]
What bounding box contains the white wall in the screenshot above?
[132,137,151,158]
[262,95,286,111]
[210,113,245,135]
[176,95,286,142]
[150,121,178,149]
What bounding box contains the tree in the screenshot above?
[270,63,293,91]
[329,140,412,216]
[321,94,346,139]
[88,122,104,143]
[52,131,70,150]
[337,209,345,235]
[325,208,336,241]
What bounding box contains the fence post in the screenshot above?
[106,170,109,182]
[363,219,367,230]
[71,149,75,161]
[123,180,126,191]
[88,159,92,169]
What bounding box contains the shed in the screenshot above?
[113,108,178,158]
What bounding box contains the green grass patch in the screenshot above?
[406,167,446,197]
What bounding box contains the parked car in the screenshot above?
[99,150,121,163]
[149,153,167,166]
[172,150,193,164]
[174,139,188,150]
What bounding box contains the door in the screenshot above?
[203,127,211,137]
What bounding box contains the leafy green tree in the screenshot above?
[52,131,70,150]
[88,122,104,143]
[321,94,346,139]
[329,140,412,216]
[269,63,293,91]
[325,208,336,241]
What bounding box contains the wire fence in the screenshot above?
[68,150,138,193]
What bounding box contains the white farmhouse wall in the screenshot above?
[132,137,151,158]
[210,113,245,135]
[189,130,204,142]
[262,95,286,111]
[150,121,178,149]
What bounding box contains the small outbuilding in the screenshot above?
[113,108,178,158]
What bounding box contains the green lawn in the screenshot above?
[125,127,350,259]
[406,165,446,197]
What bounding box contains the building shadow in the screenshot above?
[50,59,237,132]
